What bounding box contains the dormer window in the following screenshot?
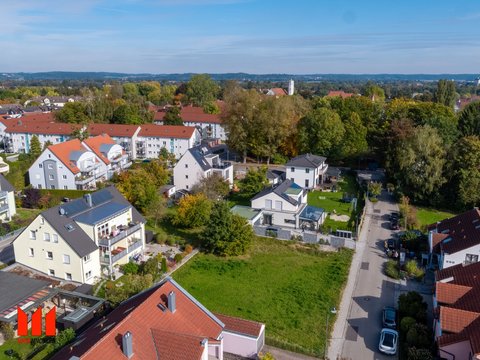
[291,167,295,172]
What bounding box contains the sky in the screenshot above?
[1,0,480,74]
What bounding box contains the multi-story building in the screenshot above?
[28,134,130,190]
[173,143,233,191]
[13,186,145,284]
[286,153,329,189]
[0,175,16,221]
[87,123,141,160]
[136,124,200,159]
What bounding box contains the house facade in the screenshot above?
[13,187,146,284]
[136,124,201,159]
[51,277,264,360]
[173,144,233,191]
[0,175,16,221]
[286,154,328,189]
[88,124,141,160]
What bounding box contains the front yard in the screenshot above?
[416,207,455,230]
[173,237,353,357]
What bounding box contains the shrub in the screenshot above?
[266,230,278,238]
[405,323,431,349]
[405,260,425,280]
[185,244,193,254]
[398,291,428,324]
[175,237,186,247]
[407,347,433,360]
[400,316,416,334]
[161,257,168,273]
[174,253,183,264]
[0,321,14,340]
[155,233,167,244]
[385,260,400,279]
[166,237,175,246]
[259,352,276,360]
[54,328,76,350]
[121,262,139,275]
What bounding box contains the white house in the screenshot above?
[83,134,131,178]
[13,187,146,284]
[136,124,201,160]
[428,208,480,269]
[251,179,326,230]
[286,154,328,189]
[0,175,16,221]
[173,144,234,191]
[154,105,227,141]
[26,96,81,108]
[88,124,141,161]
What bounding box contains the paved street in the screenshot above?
[329,191,399,360]
[0,238,14,264]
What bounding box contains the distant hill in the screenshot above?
[0,71,478,82]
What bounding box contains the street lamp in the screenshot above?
[324,307,337,359]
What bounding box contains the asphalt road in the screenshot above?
[341,191,399,360]
[0,238,15,264]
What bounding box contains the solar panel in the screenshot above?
[91,190,113,206]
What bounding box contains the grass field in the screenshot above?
[416,207,456,229]
[0,338,52,360]
[173,237,353,356]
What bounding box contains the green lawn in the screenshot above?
[14,208,43,222]
[416,207,456,229]
[321,217,351,232]
[0,338,53,360]
[173,237,353,357]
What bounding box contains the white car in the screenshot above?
[378,328,398,355]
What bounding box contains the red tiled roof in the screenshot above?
[48,139,86,174]
[436,261,480,287]
[214,313,263,338]
[87,123,140,137]
[268,88,287,96]
[151,329,205,360]
[51,279,223,360]
[440,306,480,333]
[432,233,449,253]
[429,208,480,254]
[83,134,117,165]
[5,121,80,135]
[436,283,472,305]
[139,124,196,139]
[438,315,480,355]
[327,90,354,98]
[154,105,222,124]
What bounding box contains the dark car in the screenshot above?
[382,307,397,329]
[390,221,399,230]
[386,238,397,251]
[389,212,400,221]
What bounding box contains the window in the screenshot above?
[40,217,44,225]
[185,164,188,168]
[63,254,70,264]
[65,273,72,281]
[38,184,42,189]
[48,164,53,169]
[49,269,55,276]
[265,199,272,210]
[30,230,36,240]
[305,168,310,173]
[291,167,295,172]
[62,175,67,179]
[39,164,43,168]
[50,185,55,189]
[49,174,54,180]
[465,254,479,264]
[83,254,91,262]
[85,271,92,280]
[98,223,109,236]
[284,219,296,224]
[29,248,34,257]
[305,179,309,188]
[48,154,51,158]
[52,234,58,243]
[64,186,68,190]
[185,175,188,179]
[46,251,53,260]
[186,185,189,189]
[44,232,51,241]
[275,201,283,211]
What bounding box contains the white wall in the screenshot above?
[137,129,200,160]
[251,192,298,213]
[442,244,480,269]
[439,340,472,360]
[173,151,209,191]
[222,331,259,359]
[29,149,77,190]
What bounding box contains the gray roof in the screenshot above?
[39,186,145,257]
[286,154,327,168]
[251,179,302,206]
[100,143,115,154]
[267,169,285,180]
[0,272,50,313]
[326,166,342,177]
[74,202,130,225]
[70,150,87,162]
[188,145,214,171]
[0,175,15,192]
[299,205,325,222]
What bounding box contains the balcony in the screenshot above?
[98,223,142,247]
[0,203,8,213]
[80,163,101,173]
[135,142,145,148]
[111,247,128,263]
[75,175,95,185]
[122,161,133,169]
[110,154,128,164]
[128,239,142,253]
[212,161,232,170]
[0,191,8,200]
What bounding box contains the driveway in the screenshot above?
[329,190,400,360]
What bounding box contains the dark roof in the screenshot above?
[251,179,302,206]
[436,261,480,287]
[187,145,214,171]
[326,166,342,177]
[74,202,130,226]
[0,272,50,313]
[0,175,15,192]
[430,208,480,254]
[214,313,263,338]
[286,154,326,168]
[29,186,145,257]
[267,169,285,180]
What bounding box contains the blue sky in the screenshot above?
[1,0,479,74]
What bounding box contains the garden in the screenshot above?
[173,236,353,357]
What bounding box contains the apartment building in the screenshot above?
[0,175,16,221]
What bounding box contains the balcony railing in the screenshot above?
[110,154,128,163]
[0,191,8,199]
[212,161,232,170]
[128,239,142,253]
[111,248,128,263]
[75,175,95,185]
[81,163,101,173]
[122,161,133,169]
[98,223,142,247]
[0,203,9,213]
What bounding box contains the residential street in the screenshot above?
[329,190,399,360]
[0,238,14,264]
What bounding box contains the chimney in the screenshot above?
[84,194,92,207]
[122,331,133,359]
[167,291,176,313]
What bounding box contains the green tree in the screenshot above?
[369,182,382,197]
[364,84,385,101]
[43,140,53,151]
[55,102,90,123]
[0,322,14,340]
[70,126,89,141]
[123,83,139,97]
[161,257,168,273]
[54,328,76,350]
[138,81,161,97]
[112,104,143,125]
[163,106,183,125]
[144,159,170,187]
[201,201,253,256]
[435,79,456,108]
[115,168,159,213]
[145,196,167,228]
[159,147,177,167]
[29,135,42,158]
[398,291,428,324]
[340,112,368,158]
[191,172,230,200]
[240,167,268,196]
[394,126,446,202]
[203,101,220,114]
[297,107,345,158]
[173,193,212,228]
[121,262,139,275]
[458,101,480,136]
[186,74,220,106]
[451,136,480,209]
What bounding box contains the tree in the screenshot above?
[458,101,480,136]
[340,112,368,159]
[173,193,212,228]
[186,74,219,106]
[22,188,42,208]
[393,126,446,202]
[115,168,159,213]
[369,182,382,197]
[112,104,143,125]
[364,84,385,101]
[43,140,53,150]
[407,347,433,360]
[451,136,480,209]
[159,147,176,167]
[297,107,345,158]
[398,291,428,324]
[435,79,456,108]
[191,173,230,200]
[240,167,268,196]
[145,196,167,228]
[161,257,168,272]
[203,101,220,114]
[54,328,76,350]
[0,321,14,340]
[163,106,183,126]
[121,262,139,275]
[70,126,89,141]
[29,135,42,158]
[201,201,253,256]
[55,102,89,123]
[144,159,170,187]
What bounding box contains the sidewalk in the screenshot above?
[327,199,373,360]
[262,345,320,360]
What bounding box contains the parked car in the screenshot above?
[382,307,397,329]
[389,212,400,221]
[378,328,398,355]
[386,238,397,251]
[390,221,399,230]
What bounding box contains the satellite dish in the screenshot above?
[59,207,65,215]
